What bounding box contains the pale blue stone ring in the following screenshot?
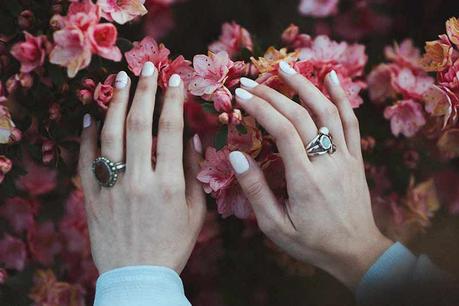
[305,127,336,157]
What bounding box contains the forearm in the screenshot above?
[94,266,191,306]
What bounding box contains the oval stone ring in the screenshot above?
[92,156,126,188]
[306,127,336,157]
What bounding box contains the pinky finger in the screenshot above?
[325,71,362,158]
[78,114,99,197]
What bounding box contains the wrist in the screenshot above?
[322,231,393,289]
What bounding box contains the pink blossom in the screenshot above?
[15,155,57,196]
[0,155,12,183]
[391,68,434,100]
[384,99,426,137]
[281,24,312,49]
[298,0,339,17]
[10,32,48,73]
[209,22,253,58]
[384,39,422,70]
[367,64,397,103]
[125,36,170,76]
[438,59,459,89]
[18,10,34,30]
[423,85,458,126]
[212,87,233,112]
[0,234,27,271]
[87,23,122,61]
[27,221,62,266]
[98,0,148,25]
[94,74,116,110]
[0,197,37,233]
[159,55,193,89]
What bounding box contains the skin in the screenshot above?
[78,63,206,274]
[235,66,393,289]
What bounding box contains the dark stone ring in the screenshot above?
[92,156,126,188]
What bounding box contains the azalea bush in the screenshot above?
[0,0,458,305]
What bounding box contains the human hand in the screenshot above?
[78,62,206,274]
[231,62,393,289]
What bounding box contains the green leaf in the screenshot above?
[202,102,219,114]
[214,126,228,150]
[117,38,133,53]
[236,124,248,134]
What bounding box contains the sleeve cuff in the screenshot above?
[94,266,191,306]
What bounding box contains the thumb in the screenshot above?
[229,151,290,235]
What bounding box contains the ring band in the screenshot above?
[92,156,126,188]
[306,127,336,157]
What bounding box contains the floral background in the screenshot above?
[0,0,459,305]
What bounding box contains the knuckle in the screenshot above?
[290,107,310,124]
[158,118,183,133]
[321,104,339,118]
[244,180,265,200]
[101,129,117,145]
[127,114,150,131]
[136,80,152,92]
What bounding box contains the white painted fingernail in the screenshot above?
[328,70,340,85]
[235,88,253,100]
[141,61,155,77]
[240,77,258,88]
[193,134,202,154]
[279,61,297,75]
[169,74,181,87]
[115,71,128,89]
[83,113,91,128]
[229,151,250,174]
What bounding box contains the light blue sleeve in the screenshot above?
[94,266,191,306]
[356,242,452,306]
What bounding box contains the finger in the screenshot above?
[156,74,185,175]
[278,61,347,151]
[126,61,158,173]
[325,71,362,158]
[235,88,311,174]
[101,71,130,162]
[229,151,294,235]
[240,77,317,144]
[78,113,99,197]
[185,134,206,229]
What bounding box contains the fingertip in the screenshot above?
[229,151,250,175]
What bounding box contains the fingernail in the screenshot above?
[141,61,155,77]
[229,151,250,174]
[279,61,297,75]
[83,113,91,128]
[328,70,340,85]
[235,88,253,100]
[115,71,128,89]
[240,77,258,88]
[193,134,203,154]
[169,74,181,87]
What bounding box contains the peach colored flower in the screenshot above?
[421,35,453,72]
[98,0,148,25]
[384,99,426,137]
[10,32,48,73]
[209,22,253,58]
[446,17,459,46]
[125,36,170,76]
[251,47,299,74]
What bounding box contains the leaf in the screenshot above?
[202,102,219,114]
[117,38,133,53]
[214,126,228,150]
[236,124,248,134]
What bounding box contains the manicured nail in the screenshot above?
[229,151,250,174]
[115,71,128,89]
[169,74,181,87]
[193,134,203,154]
[240,77,258,88]
[328,70,340,85]
[141,61,155,77]
[279,61,297,75]
[235,88,253,100]
[83,113,91,128]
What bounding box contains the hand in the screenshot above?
[78,62,206,274]
[232,62,393,289]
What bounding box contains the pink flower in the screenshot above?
[87,23,122,61]
[0,234,27,271]
[281,24,312,49]
[125,36,170,76]
[298,0,339,17]
[384,99,426,137]
[0,197,37,233]
[438,59,459,89]
[197,147,252,219]
[384,39,422,70]
[209,22,253,58]
[391,68,434,100]
[212,88,233,113]
[27,221,62,266]
[0,155,12,183]
[423,85,458,127]
[15,155,57,196]
[159,55,193,89]
[98,0,148,25]
[367,64,397,103]
[94,74,116,110]
[10,32,48,73]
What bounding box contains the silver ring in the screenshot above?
[92,156,126,188]
[306,127,336,157]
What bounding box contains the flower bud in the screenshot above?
[18,10,34,30]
